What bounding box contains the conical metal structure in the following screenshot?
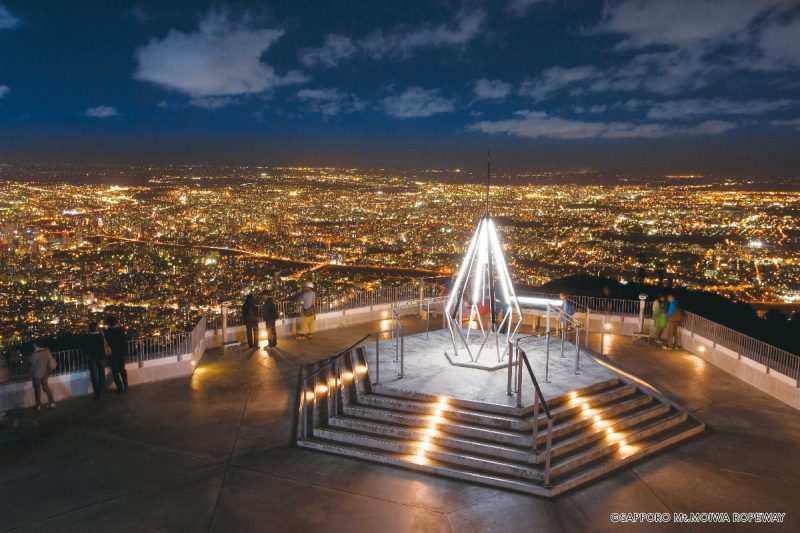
[444,215,522,364]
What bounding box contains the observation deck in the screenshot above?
[2,294,799,531]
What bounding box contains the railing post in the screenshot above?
[137,339,143,368]
[638,294,647,334]
[575,328,581,374]
[585,307,591,349]
[507,340,514,396]
[375,335,380,385]
[544,417,553,487]
[516,348,523,408]
[532,389,539,452]
[221,305,228,346]
[544,331,551,383]
[399,333,404,378]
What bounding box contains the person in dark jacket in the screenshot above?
[83,322,107,399]
[104,316,128,393]
[242,294,259,348]
[262,294,278,348]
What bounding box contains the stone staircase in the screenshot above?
[296,347,705,497]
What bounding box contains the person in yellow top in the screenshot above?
[650,295,667,345]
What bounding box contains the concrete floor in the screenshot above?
[367,328,615,406]
[2,318,799,532]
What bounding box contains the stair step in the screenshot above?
[550,411,688,478]
[314,427,542,480]
[358,394,529,431]
[545,393,653,443]
[372,377,622,417]
[552,418,705,496]
[328,417,536,463]
[298,438,550,497]
[546,383,638,422]
[549,402,670,458]
[341,403,533,447]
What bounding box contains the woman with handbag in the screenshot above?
[28,341,56,410]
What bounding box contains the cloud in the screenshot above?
[771,118,800,130]
[0,3,19,30]
[575,104,607,114]
[383,87,455,118]
[189,96,239,109]
[362,9,485,59]
[297,88,365,116]
[134,10,307,98]
[508,0,549,16]
[646,98,793,120]
[520,66,600,101]
[597,0,781,49]
[757,16,800,69]
[300,34,357,68]
[579,1,800,98]
[86,106,119,118]
[473,79,512,101]
[0,85,9,99]
[468,110,736,139]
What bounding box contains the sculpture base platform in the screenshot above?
[364,328,616,407]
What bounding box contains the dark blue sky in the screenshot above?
[1,1,800,174]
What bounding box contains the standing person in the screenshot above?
[558,292,576,336]
[28,341,56,410]
[651,295,668,344]
[83,322,108,399]
[242,293,259,349]
[665,294,682,349]
[104,316,128,393]
[262,294,279,348]
[297,282,316,340]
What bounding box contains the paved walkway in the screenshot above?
[1,321,799,532]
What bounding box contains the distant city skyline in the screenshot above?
[1,1,800,174]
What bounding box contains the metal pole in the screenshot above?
[516,349,523,408]
[544,332,551,383]
[560,326,565,358]
[532,390,539,452]
[426,299,431,339]
[575,328,581,374]
[638,294,647,334]
[375,336,380,385]
[544,417,553,487]
[507,340,514,396]
[400,334,404,378]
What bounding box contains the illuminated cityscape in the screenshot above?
[3,166,799,341]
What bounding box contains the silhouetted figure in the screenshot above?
[105,316,128,393]
[28,341,56,410]
[83,322,108,399]
[262,295,279,348]
[243,294,259,348]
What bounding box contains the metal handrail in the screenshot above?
[302,334,371,381]
[518,348,552,420]
[516,346,555,487]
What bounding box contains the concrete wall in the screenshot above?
[679,329,800,410]
[205,302,426,349]
[1,355,195,411]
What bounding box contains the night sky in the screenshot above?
[1,1,800,174]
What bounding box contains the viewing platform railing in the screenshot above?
[3,316,207,382]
